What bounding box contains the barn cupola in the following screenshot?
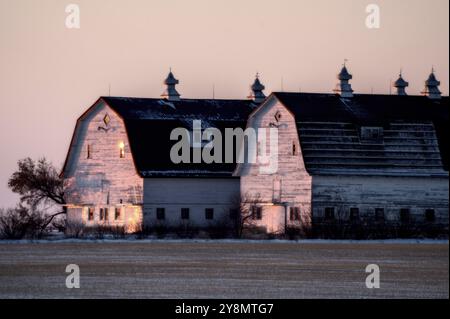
[333,62,354,98]
[421,69,442,99]
[248,73,266,104]
[161,69,181,101]
[394,70,409,96]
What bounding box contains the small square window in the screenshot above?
[350,208,360,221]
[251,206,262,220]
[425,209,436,223]
[400,209,410,224]
[205,208,214,220]
[181,208,190,220]
[375,208,385,222]
[156,208,165,220]
[324,207,335,220]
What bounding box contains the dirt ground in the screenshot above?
[0,241,448,299]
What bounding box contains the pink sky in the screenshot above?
[0,0,449,207]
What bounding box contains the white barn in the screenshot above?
[62,68,449,234]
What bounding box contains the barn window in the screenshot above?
[274,111,282,122]
[324,207,335,221]
[290,207,300,221]
[251,206,262,220]
[205,208,214,220]
[181,208,190,220]
[156,208,165,220]
[103,114,111,126]
[400,209,410,224]
[375,208,385,222]
[350,208,360,221]
[119,141,125,158]
[425,209,436,223]
[292,142,298,156]
[360,127,384,144]
[229,209,238,220]
[87,144,92,159]
[88,207,94,221]
[115,207,121,220]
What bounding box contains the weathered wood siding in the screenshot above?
[64,100,143,229]
[143,178,240,227]
[238,96,313,231]
[312,175,449,223]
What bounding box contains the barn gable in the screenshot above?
[62,99,143,207]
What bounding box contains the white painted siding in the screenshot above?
[143,178,240,227]
[64,100,143,230]
[238,97,313,232]
[312,175,449,223]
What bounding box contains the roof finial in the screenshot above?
[393,69,408,96]
[248,73,266,104]
[161,69,181,101]
[422,68,441,99]
[333,62,354,98]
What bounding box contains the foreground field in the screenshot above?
[0,241,448,299]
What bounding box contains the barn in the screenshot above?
[62,67,449,235]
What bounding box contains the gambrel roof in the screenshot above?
[63,93,448,179]
[273,92,449,176]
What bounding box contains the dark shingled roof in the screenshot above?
[102,97,257,177]
[273,92,449,176]
[63,94,448,179]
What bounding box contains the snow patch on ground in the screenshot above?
[0,238,448,245]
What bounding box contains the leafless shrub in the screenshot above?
[174,222,198,238]
[110,225,126,239]
[0,206,50,239]
[208,214,234,239]
[65,221,84,238]
[0,206,29,239]
[51,215,67,233]
[229,192,264,238]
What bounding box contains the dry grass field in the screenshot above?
[0,241,448,299]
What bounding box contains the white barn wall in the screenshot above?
[238,97,313,233]
[312,175,449,223]
[143,178,240,227]
[64,100,143,231]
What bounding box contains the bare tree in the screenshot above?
[229,192,263,238]
[8,157,66,232]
